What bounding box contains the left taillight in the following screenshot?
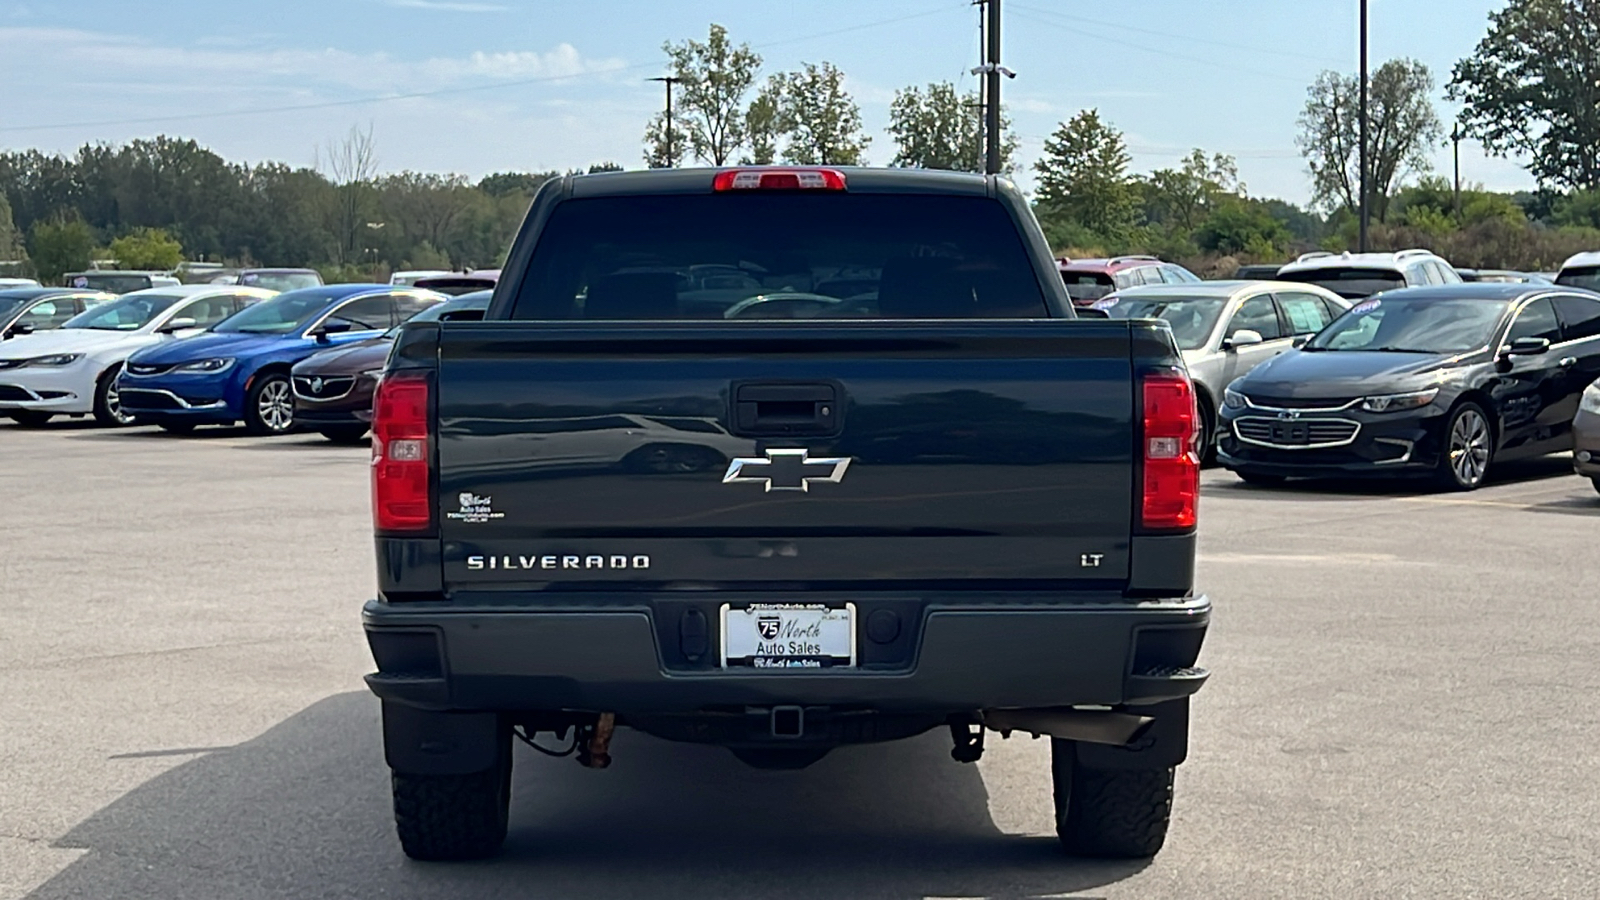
[1140,369,1200,532]
[372,371,432,532]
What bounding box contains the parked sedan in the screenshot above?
[1219,284,1600,490]
[1575,381,1600,494]
[292,290,491,443]
[117,285,444,435]
[1095,281,1350,459]
[2,288,116,340]
[0,285,274,427]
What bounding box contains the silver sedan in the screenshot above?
[1093,281,1352,458]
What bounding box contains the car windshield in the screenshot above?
[509,193,1050,320]
[1305,296,1510,353]
[1061,271,1115,303]
[1556,265,1600,292]
[61,293,183,331]
[1277,267,1405,299]
[212,292,331,334]
[1101,296,1226,350]
[70,273,153,294]
[241,272,322,292]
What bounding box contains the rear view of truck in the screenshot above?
[363,167,1209,862]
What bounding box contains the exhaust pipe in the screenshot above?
[982,708,1153,747]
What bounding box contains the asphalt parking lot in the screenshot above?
[3,419,1598,900]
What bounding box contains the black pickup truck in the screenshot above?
[363,167,1209,862]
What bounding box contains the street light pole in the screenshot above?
[647,76,683,167]
[1358,0,1370,252]
[1452,123,1463,222]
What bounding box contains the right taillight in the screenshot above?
[1140,370,1199,531]
[372,371,432,532]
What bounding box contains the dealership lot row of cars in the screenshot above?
[3,250,1600,497]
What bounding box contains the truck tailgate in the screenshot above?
[434,320,1136,590]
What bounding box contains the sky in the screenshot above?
[0,0,1529,207]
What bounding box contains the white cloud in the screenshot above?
[385,0,508,11]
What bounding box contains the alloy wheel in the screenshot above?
[258,379,294,433]
[1448,408,1490,487]
[104,379,136,426]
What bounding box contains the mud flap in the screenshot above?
[1073,698,1189,770]
[383,702,502,775]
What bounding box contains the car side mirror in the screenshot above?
[1292,335,1311,348]
[1506,336,1551,357]
[1074,307,1109,320]
[5,322,34,339]
[157,317,197,335]
[1223,329,1264,350]
[311,321,354,341]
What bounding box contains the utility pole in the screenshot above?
[1358,0,1370,252]
[976,0,987,168]
[647,76,683,167]
[970,0,1013,175]
[1452,122,1463,222]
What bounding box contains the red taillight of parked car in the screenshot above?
[1140,370,1200,531]
[372,371,432,532]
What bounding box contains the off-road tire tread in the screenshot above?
[392,768,509,861]
[1057,765,1174,859]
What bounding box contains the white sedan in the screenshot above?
[0,284,277,427]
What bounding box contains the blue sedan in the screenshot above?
[117,284,444,435]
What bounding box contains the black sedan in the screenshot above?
[1218,283,1600,490]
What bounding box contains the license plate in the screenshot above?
[720,603,856,670]
[1271,423,1311,444]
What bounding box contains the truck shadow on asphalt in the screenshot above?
[28,693,1140,900]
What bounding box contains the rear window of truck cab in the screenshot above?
[507,193,1051,320]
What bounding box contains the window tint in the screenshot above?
[18,299,75,329]
[1557,265,1600,291]
[1060,270,1114,303]
[1276,267,1405,299]
[1228,295,1283,340]
[511,194,1049,320]
[393,294,442,323]
[1276,292,1334,334]
[1506,298,1561,344]
[178,295,238,327]
[1554,295,1600,341]
[329,296,395,329]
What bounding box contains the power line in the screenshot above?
[0,4,966,135]
[1009,2,1344,66]
[1007,9,1308,86]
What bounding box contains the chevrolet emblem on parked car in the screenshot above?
[722,448,852,493]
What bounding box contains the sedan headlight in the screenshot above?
[174,358,234,374]
[1581,383,1600,415]
[1361,388,1439,413]
[21,353,82,367]
[1223,387,1248,410]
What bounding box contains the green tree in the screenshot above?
[1449,0,1600,190]
[1141,149,1242,231]
[743,79,783,165]
[661,24,763,165]
[109,227,183,270]
[317,124,379,265]
[0,192,23,262]
[1033,109,1137,241]
[771,63,870,165]
[885,81,1016,172]
[1297,59,1443,220]
[27,217,95,282]
[642,112,689,168]
[477,171,558,198]
[587,162,624,174]
[1195,200,1292,257]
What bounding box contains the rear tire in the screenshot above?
[392,756,511,861]
[1052,740,1173,859]
[318,425,369,444]
[1591,476,1600,497]
[93,369,137,427]
[1195,401,1217,466]
[1235,470,1286,487]
[244,373,295,436]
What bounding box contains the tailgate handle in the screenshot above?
[733,382,840,436]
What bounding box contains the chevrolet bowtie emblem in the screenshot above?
[722,448,852,492]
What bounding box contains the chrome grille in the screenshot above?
[125,363,176,376]
[1234,416,1360,449]
[292,375,355,400]
[118,388,183,411]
